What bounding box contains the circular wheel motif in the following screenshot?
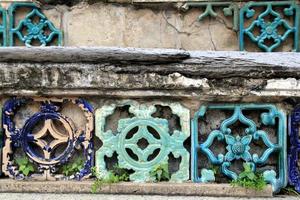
[21,112,75,165]
[118,120,169,169]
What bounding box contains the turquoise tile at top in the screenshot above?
[192,104,287,193]
[8,2,62,47]
[182,2,239,31]
[0,6,6,46]
[240,1,299,52]
[95,101,190,183]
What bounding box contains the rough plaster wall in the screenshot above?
[41,2,297,51]
[42,2,239,50]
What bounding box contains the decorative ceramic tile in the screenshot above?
[95,101,190,182]
[0,6,6,46]
[240,1,299,52]
[192,104,287,193]
[182,2,239,31]
[2,97,93,180]
[289,106,300,192]
[8,2,62,46]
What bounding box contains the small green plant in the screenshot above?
[231,163,267,191]
[61,158,84,176]
[111,164,130,181]
[281,187,300,196]
[211,165,220,175]
[15,157,35,176]
[149,163,170,182]
[91,165,130,193]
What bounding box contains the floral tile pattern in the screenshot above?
[192,104,287,193]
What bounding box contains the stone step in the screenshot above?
[0,179,273,197]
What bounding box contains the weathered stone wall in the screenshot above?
[0,47,298,194]
[0,0,298,196]
[36,1,278,50]
[0,0,296,51]
[59,2,237,50]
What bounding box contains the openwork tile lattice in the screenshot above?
[289,106,300,192]
[240,1,299,52]
[2,98,93,180]
[182,2,239,31]
[0,6,6,46]
[192,104,287,193]
[8,3,62,47]
[96,102,190,182]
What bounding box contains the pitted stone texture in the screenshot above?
[0,48,298,100]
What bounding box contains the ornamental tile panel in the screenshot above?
[240,1,299,52]
[2,97,94,180]
[8,2,62,47]
[192,104,287,193]
[95,101,190,182]
[0,6,6,46]
[181,2,239,31]
[288,106,300,192]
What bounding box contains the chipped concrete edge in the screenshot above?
[0,180,273,197]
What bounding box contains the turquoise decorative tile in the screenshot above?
[95,101,190,182]
[0,6,6,46]
[8,2,62,47]
[240,1,299,52]
[192,104,287,193]
[182,2,239,31]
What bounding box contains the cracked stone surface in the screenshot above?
[33,1,297,51]
[41,2,239,50]
[20,1,292,51]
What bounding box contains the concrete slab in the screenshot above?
[0,179,273,197]
[0,193,297,200]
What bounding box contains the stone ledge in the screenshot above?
[0,47,299,100]
[0,47,298,66]
[0,47,299,68]
[0,179,273,197]
[0,47,189,64]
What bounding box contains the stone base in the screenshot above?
[0,179,273,197]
